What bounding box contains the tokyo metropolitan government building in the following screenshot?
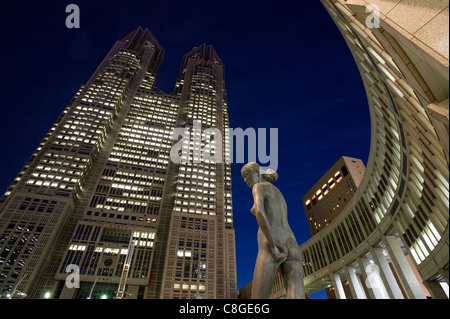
[0,27,237,299]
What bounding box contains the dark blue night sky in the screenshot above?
[0,1,371,299]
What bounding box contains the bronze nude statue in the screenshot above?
[241,162,305,299]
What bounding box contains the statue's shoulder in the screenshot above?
[252,182,274,193]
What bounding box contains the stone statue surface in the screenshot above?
[241,162,305,299]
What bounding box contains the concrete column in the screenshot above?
[439,268,449,285]
[357,258,375,299]
[360,257,389,299]
[372,248,404,299]
[330,273,346,299]
[423,281,449,299]
[440,282,449,298]
[383,236,427,299]
[345,266,367,299]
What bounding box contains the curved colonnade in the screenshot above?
[295,0,449,299]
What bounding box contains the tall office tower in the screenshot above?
[146,44,236,299]
[302,156,365,236]
[0,27,236,299]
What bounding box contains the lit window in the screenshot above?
[329,177,336,189]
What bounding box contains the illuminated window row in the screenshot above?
[101,175,164,186]
[109,154,169,169]
[125,117,176,128]
[173,283,206,291]
[85,210,158,224]
[120,128,171,140]
[113,172,164,183]
[133,231,155,239]
[178,173,215,182]
[74,105,112,116]
[64,119,104,129]
[69,244,86,251]
[96,197,148,207]
[119,130,169,140]
[111,148,169,160]
[128,106,177,118]
[110,151,169,161]
[111,146,170,160]
[173,206,216,216]
[133,96,179,106]
[115,137,170,148]
[175,199,216,209]
[305,171,343,208]
[176,193,215,202]
[126,124,172,134]
[30,173,78,183]
[180,165,215,173]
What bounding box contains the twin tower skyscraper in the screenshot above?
[0,27,237,299]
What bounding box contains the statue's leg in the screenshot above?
[281,239,305,299]
[251,230,278,299]
[281,260,305,299]
[251,248,278,299]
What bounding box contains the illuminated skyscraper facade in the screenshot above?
[0,27,236,299]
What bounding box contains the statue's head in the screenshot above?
[241,162,278,188]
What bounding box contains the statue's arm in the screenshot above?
[252,184,274,244]
[252,184,286,262]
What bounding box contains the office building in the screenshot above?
[303,156,365,235]
[0,27,237,299]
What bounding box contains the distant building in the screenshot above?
[302,156,365,236]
